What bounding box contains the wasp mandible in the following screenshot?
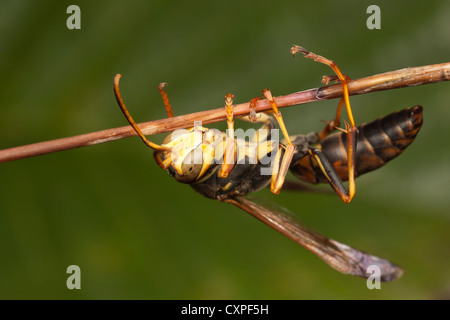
[113,46,423,282]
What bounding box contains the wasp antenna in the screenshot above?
[113,74,170,151]
[158,82,174,118]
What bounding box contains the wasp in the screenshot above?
[113,46,423,282]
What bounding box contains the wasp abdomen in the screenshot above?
[319,106,423,180]
[291,106,424,183]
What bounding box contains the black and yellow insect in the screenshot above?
[113,46,423,282]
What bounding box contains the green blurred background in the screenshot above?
[0,0,449,299]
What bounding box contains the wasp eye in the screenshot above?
[174,149,203,184]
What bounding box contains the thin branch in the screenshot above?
[1,62,449,163]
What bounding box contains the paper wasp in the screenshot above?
[113,46,423,282]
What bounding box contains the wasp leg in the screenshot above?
[245,97,262,122]
[233,96,279,167]
[218,94,237,178]
[322,75,340,86]
[291,45,358,203]
[239,97,277,143]
[262,89,296,194]
[114,74,170,151]
[158,82,174,118]
[308,146,355,203]
[319,98,345,140]
[318,76,352,139]
[291,45,355,128]
[321,74,351,86]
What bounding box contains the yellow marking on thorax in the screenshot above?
[222,182,233,191]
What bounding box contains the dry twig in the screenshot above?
[0,62,449,163]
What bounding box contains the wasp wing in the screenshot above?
[225,195,403,282]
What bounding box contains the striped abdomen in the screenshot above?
[291,106,423,184]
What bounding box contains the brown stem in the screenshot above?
[1,62,449,163]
